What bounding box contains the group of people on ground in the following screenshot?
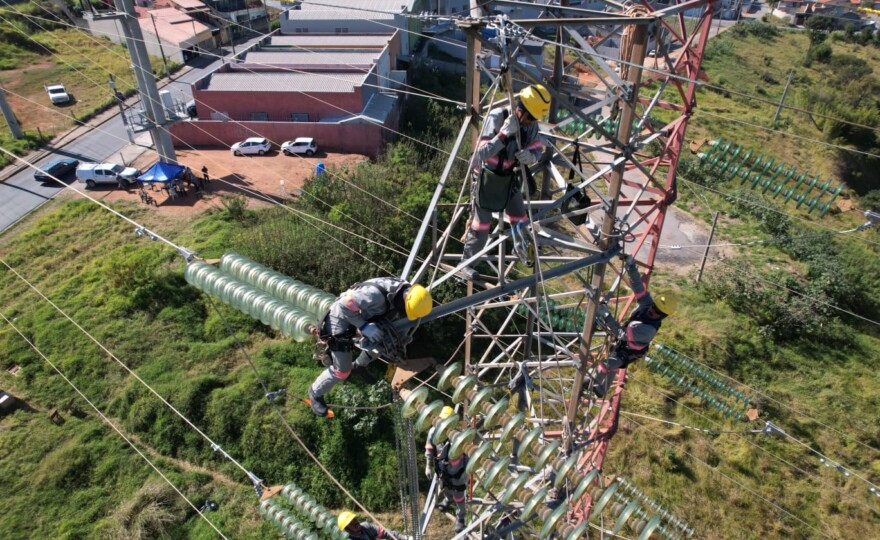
[305,85,677,535]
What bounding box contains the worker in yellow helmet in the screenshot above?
[337,511,409,540]
[424,405,469,532]
[460,84,551,281]
[309,278,432,417]
[591,255,677,397]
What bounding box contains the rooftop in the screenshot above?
[242,50,380,67]
[269,34,392,47]
[137,7,211,44]
[203,71,366,92]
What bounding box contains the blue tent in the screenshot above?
[137,162,188,184]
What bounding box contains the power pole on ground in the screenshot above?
[0,82,24,139]
[149,13,172,80]
[696,211,720,283]
[112,0,176,163]
[773,69,795,124]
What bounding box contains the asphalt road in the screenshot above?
[0,41,259,233]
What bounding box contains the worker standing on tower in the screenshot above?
[591,256,677,397]
[425,406,469,533]
[337,511,409,540]
[308,277,432,417]
[460,84,550,281]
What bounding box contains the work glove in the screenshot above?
[425,460,435,480]
[515,148,537,166]
[499,114,519,139]
[360,322,383,342]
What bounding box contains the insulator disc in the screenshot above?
[452,375,477,404]
[540,503,570,538]
[483,397,509,429]
[432,414,460,445]
[499,412,526,444]
[563,520,589,540]
[613,499,641,534]
[468,386,495,416]
[534,440,561,471]
[591,480,620,517]
[481,457,510,490]
[401,386,429,417]
[415,400,444,433]
[554,454,580,489]
[517,427,543,461]
[449,428,476,460]
[466,442,494,476]
[520,486,548,521]
[637,516,662,540]
[572,470,600,504]
[500,473,530,504]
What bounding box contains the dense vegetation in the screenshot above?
[0,21,879,540]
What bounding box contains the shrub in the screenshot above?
[110,481,184,540]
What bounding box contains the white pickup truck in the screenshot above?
[46,83,71,105]
[75,163,140,189]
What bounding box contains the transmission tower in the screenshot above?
[393,2,716,538]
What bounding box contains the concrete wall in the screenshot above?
[192,85,366,122]
[168,119,395,157]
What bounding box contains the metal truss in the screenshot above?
[396,2,714,537]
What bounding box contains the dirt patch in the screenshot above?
[90,148,368,218]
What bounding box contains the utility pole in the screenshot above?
[696,211,720,283]
[149,13,172,80]
[567,20,649,444]
[773,69,795,124]
[113,0,176,163]
[0,82,24,139]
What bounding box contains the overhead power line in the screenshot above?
[0,310,231,540]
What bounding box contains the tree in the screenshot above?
[805,15,835,32]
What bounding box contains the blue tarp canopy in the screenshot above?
[137,162,188,184]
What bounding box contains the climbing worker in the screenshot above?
[460,84,550,281]
[337,511,409,540]
[590,255,677,397]
[425,406,468,533]
[308,277,433,417]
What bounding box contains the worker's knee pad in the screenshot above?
[330,368,351,380]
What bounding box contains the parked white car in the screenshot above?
[76,163,140,189]
[281,137,317,156]
[46,83,71,105]
[231,137,272,156]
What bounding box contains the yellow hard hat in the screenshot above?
[653,292,678,316]
[519,84,551,120]
[338,511,357,531]
[439,406,454,419]
[404,284,432,320]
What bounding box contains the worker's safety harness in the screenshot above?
[475,108,537,211]
[433,438,468,491]
[314,279,409,365]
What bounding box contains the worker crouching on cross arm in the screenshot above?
[460,84,551,281]
[337,511,410,540]
[425,406,469,533]
[591,256,677,397]
[308,277,432,417]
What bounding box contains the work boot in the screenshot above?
[590,365,613,398]
[457,266,479,282]
[308,386,329,417]
[352,365,378,384]
[455,519,466,533]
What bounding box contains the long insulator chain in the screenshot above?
[185,261,316,341]
[219,252,335,317]
[394,395,423,539]
[646,344,753,421]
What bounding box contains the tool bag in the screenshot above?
[476,168,517,212]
